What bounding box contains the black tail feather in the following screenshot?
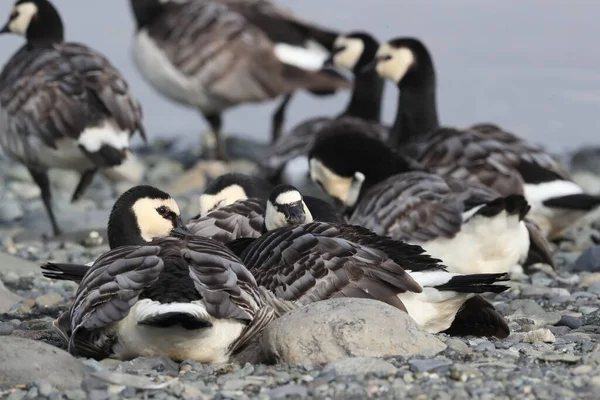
[543,193,600,211]
[41,262,90,284]
[444,295,510,339]
[435,273,510,294]
[475,195,530,221]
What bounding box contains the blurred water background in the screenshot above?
[0,0,597,152]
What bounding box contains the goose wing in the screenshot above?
[186,199,265,244]
[349,171,471,242]
[58,43,145,139]
[239,224,422,310]
[67,245,164,358]
[0,46,89,165]
[147,1,348,107]
[180,236,275,353]
[418,125,569,196]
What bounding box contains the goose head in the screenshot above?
[108,185,188,248]
[309,126,414,209]
[198,173,273,216]
[365,37,435,87]
[264,185,313,231]
[1,0,64,45]
[329,31,380,74]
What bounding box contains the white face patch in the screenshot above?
[198,185,247,216]
[310,158,356,207]
[8,3,38,36]
[333,37,365,70]
[375,43,415,84]
[131,197,181,242]
[264,199,313,231]
[274,190,302,205]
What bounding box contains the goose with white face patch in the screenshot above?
[0,0,146,236]
[129,0,350,160]
[308,126,552,277]
[42,185,290,363]
[365,36,600,239]
[262,32,387,197]
[187,176,344,244]
[227,210,511,337]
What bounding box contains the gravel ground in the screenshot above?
[1,141,600,399]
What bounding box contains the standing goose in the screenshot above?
[129,0,350,160]
[0,0,146,236]
[228,200,511,337]
[368,37,599,239]
[262,32,387,195]
[42,185,288,363]
[308,126,540,276]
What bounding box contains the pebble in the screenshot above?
[35,293,64,308]
[324,357,397,377]
[523,329,556,343]
[409,359,452,373]
[574,245,600,272]
[473,341,496,352]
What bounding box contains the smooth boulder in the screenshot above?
[0,336,87,390]
[261,298,446,366]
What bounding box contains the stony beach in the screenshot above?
[1,140,600,400]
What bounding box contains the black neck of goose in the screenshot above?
[358,147,417,194]
[340,70,384,122]
[389,77,440,149]
[107,208,146,249]
[26,3,64,47]
[130,0,165,29]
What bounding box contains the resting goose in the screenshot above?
[0,0,146,236]
[368,37,599,239]
[129,0,350,160]
[308,126,542,276]
[188,180,344,243]
[262,32,386,196]
[228,207,511,336]
[42,185,288,363]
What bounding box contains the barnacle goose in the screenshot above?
[129,0,350,160]
[262,32,387,197]
[366,37,600,239]
[0,0,146,236]
[42,185,289,363]
[228,196,511,336]
[188,178,344,242]
[308,126,546,276]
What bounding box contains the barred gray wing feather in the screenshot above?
[186,199,265,243]
[349,172,465,242]
[68,245,164,358]
[418,125,568,196]
[58,43,145,139]
[181,236,262,322]
[0,45,88,165]
[239,224,421,309]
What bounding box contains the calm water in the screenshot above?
[0,0,597,152]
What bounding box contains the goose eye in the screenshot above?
[9,11,18,21]
[156,206,169,217]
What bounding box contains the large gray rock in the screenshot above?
[0,336,87,389]
[261,298,446,366]
[0,280,22,312]
[0,252,41,275]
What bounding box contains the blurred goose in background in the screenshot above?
[129,0,350,160]
[262,31,386,197]
[0,0,146,236]
[308,126,555,276]
[367,36,600,239]
[42,185,289,362]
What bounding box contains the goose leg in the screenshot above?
[28,167,62,236]
[204,113,228,161]
[271,94,293,143]
[71,169,97,203]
